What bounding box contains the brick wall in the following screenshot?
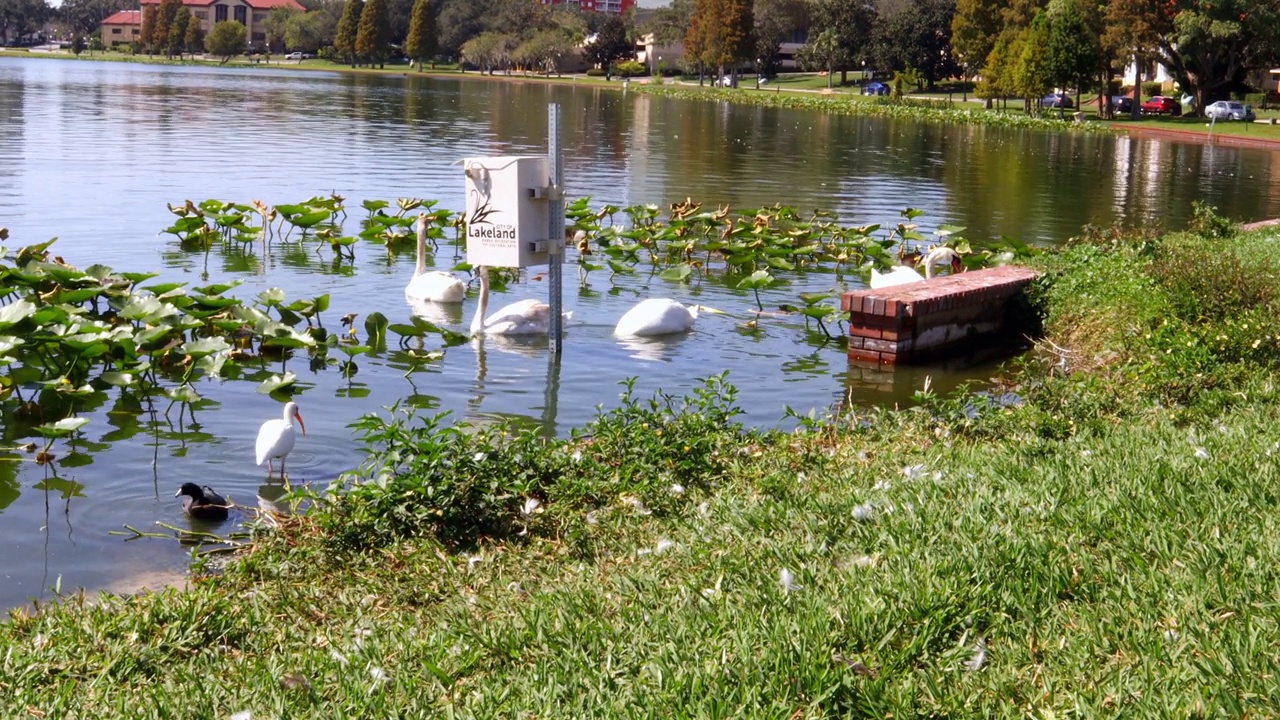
[840,266,1040,365]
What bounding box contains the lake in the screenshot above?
[1,56,1277,610]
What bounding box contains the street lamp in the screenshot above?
[755,57,761,89]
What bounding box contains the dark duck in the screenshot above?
[175,483,230,521]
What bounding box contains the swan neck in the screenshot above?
[414,214,427,277]
[470,267,489,335]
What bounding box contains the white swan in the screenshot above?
[469,265,572,336]
[405,212,466,303]
[614,298,700,337]
[869,247,960,289]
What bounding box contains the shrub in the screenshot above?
[585,67,605,77]
[1142,81,1162,98]
[614,60,646,77]
[322,375,747,549]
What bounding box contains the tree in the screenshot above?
[58,0,132,37]
[805,0,875,85]
[871,0,957,90]
[355,0,390,67]
[460,31,513,74]
[71,33,85,54]
[139,3,157,52]
[951,0,1002,79]
[334,0,363,66]
[285,11,334,53]
[1043,0,1099,109]
[644,0,693,48]
[264,6,299,52]
[437,0,491,59]
[404,0,437,71]
[796,27,847,87]
[153,0,181,57]
[204,19,246,63]
[166,6,189,58]
[513,29,573,75]
[1011,12,1051,113]
[687,0,754,83]
[183,10,203,54]
[754,0,806,78]
[0,0,50,45]
[585,12,631,75]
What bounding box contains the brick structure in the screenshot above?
[840,266,1040,365]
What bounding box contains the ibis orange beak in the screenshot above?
[294,409,306,435]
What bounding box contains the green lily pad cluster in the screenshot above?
[0,230,465,460]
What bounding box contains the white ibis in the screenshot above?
[405,212,466,303]
[256,401,305,477]
[469,266,571,337]
[614,298,702,337]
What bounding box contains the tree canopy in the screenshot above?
[204,19,246,64]
[404,0,437,71]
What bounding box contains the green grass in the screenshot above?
[6,213,1280,716]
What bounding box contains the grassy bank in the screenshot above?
[4,209,1280,716]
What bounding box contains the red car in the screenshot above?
[1140,96,1182,116]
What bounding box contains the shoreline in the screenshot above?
[13,49,1280,148]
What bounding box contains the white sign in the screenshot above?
[462,156,551,268]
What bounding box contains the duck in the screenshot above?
[469,265,572,337]
[869,247,961,289]
[175,482,230,521]
[405,212,466,303]
[256,401,306,477]
[614,298,701,337]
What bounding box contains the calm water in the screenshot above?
[1,57,1278,609]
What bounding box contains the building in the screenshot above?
[100,10,142,48]
[541,0,635,13]
[135,0,304,49]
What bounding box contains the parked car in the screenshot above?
[1111,96,1133,114]
[285,51,303,60]
[1040,92,1073,109]
[1140,96,1181,116]
[862,81,889,96]
[1204,100,1256,122]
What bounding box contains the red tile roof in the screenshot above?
[138,0,304,9]
[101,10,141,24]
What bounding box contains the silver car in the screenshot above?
[1205,100,1256,121]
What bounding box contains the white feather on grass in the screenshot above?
[780,568,800,593]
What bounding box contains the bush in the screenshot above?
[1142,81,1162,98]
[1244,93,1266,107]
[614,60,647,77]
[323,375,747,549]
[585,67,605,77]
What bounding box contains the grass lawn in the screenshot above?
[5,213,1280,716]
[1112,113,1280,142]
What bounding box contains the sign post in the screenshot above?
[547,103,564,354]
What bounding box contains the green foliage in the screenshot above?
[326,374,745,548]
[613,59,645,77]
[262,5,299,52]
[204,20,246,64]
[165,6,188,58]
[152,0,181,56]
[403,0,437,70]
[182,12,203,54]
[333,0,362,65]
[686,0,754,72]
[354,0,390,66]
[584,12,630,70]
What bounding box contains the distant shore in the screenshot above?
[7,49,1279,147]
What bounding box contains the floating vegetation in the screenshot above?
[0,194,1030,465]
[632,85,1119,134]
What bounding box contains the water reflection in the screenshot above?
[616,332,693,363]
